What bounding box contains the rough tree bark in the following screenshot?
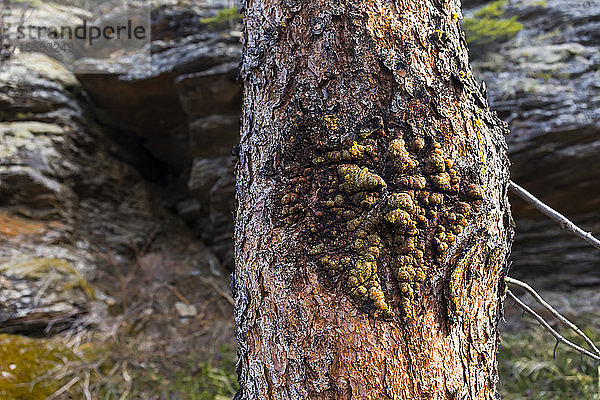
[233,0,513,398]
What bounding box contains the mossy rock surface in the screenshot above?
[0,258,95,300]
[462,0,523,48]
[200,6,241,29]
[0,258,95,336]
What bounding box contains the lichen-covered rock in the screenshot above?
[0,50,161,250]
[74,1,241,159]
[0,258,94,336]
[466,0,600,287]
[0,122,78,221]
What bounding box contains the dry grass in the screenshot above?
[0,231,236,399]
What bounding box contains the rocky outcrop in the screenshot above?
[0,51,138,332]
[0,51,160,252]
[466,0,600,287]
[0,47,223,334]
[75,1,241,266]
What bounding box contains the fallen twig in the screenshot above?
[166,284,193,305]
[46,376,80,400]
[83,371,92,400]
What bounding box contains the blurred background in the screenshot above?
[0,0,598,398]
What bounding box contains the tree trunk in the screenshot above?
[233,0,513,398]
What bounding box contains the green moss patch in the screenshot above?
[200,7,241,28]
[0,334,81,399]
[463,1,523,47]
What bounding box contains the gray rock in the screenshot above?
[189,114,239,158]
[72,1,242,268]
[176,61,241,119]
[174,302,197,318]
[0,122,77,220]
[0,258,92,336]
[467,0,600,288]
[188,156,232,198]
[0,49,168,333]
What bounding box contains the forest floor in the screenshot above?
[0,241,238,400]
[498,289,600,399]
[1,254,599,399]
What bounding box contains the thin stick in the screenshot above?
[165,284,193,305]
[506,277,600,355]
[509,181,600,250]
[199,276,235,306]
[506,290,600,362]
[118,362,132,400]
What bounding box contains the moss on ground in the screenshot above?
[0,334,88,399]
[463,1,523,47]
[0,334,236,399]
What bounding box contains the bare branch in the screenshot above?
[509,181,600,250]
[506,289,600,362]
[506,277,600,355]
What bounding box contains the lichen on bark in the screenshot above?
[276,111,489,320]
